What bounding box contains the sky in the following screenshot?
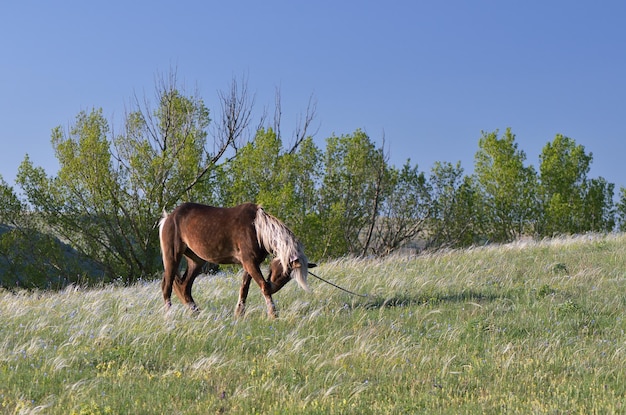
[1,1,625,190]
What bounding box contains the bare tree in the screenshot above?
[213,74,255,158]
[273,85,282,140]
[289,94,319,154]
[269,86,319,154]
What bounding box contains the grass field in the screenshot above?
[1,234,625,414]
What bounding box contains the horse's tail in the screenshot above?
[158,209,175,263]
[254,207,310,291]
[158,210,169,250]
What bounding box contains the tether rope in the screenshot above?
[308,270,369,298]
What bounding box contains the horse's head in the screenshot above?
[267,257,316,294]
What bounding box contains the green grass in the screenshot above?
[1,234,626,414]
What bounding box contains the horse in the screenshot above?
[158,202,315,317]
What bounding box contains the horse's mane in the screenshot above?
[254,207,310,291]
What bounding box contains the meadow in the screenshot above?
[1,234,625,414]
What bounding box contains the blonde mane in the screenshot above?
[254,207,309,291]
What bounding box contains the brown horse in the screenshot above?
[158,202,315,317]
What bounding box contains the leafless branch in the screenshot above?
[289,94,319,154]
[256,105,268,133]
[212,74,254,162]
[273,85,282,140]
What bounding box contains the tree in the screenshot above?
[368,160,430,255]
[581,177,615,232]
[16,74,229,283]
[217,128,282,206]
[216,128,324,258]
[269,136,324,258]
[538,134,592,235]
[427,161,482,248]
[474,128,539,242]
[617,187,626,232]
[318,130,386,257]
[0,174,100,289]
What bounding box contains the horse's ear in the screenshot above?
[308,262,317,269]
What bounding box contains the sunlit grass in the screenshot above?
[1,234,626,413]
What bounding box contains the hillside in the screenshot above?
[1,234,625,414]
[0,224,105,289]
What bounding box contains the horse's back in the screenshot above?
[167,202,262,264]
[172,202,257,220]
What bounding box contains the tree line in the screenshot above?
[1,74,625,288]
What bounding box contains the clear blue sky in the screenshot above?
[1,1,625,189]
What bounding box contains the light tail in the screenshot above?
[158,210,169,253]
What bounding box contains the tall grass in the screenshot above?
[1,234,625,414]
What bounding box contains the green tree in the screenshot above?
[538,135,592,235]
[0,176,96,288]
[16,77,221,283]
[427,161,482,248]
[318,130,386,257]
[272,136,324,258]
[581,177,615,232]
[617,187,626,232]
[369,160,430,255]
[216,128,324,258]
[217,128,282,206]
[474,128,539,242]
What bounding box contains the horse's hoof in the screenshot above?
[234,303,246,318]
[189,305,200,315]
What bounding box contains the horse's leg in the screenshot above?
[161,251,183,311]
[242,261,277,318]
[173,257,204,312]
[235,271,252,317]
[160,215,187,311]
